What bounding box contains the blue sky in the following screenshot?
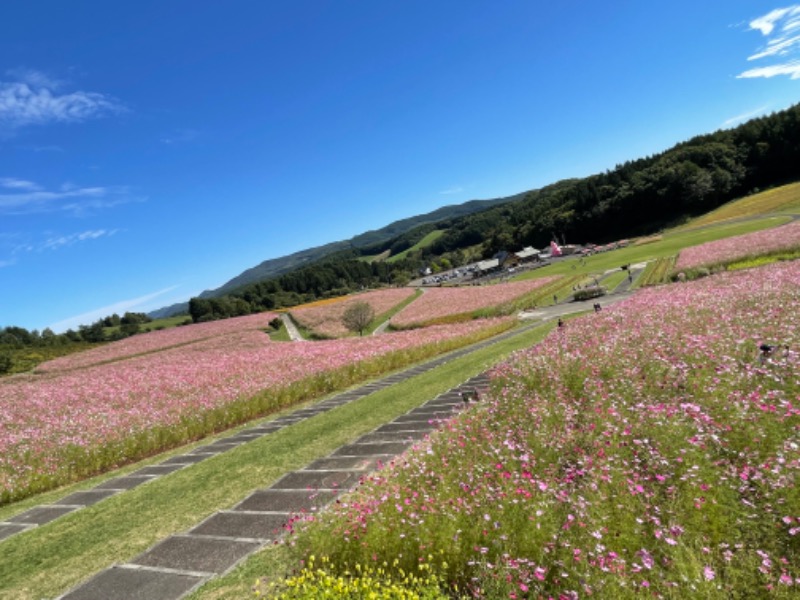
[1,2,799,332]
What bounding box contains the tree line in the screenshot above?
[0,312,158,374]
[430,104,800,252]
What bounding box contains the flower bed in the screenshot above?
[293,261,800,597]
[390,279,558,328]
[0,318,512,503]
[290,288,417,338]
[37,312,279,372]
[675,219,800,273]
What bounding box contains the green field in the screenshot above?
[675,181,800,230]
[386,229,445,263]
[514,214,791,285]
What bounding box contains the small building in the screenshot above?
[514,246,541,263]
[475,258,501,277]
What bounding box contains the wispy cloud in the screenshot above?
[1,228,119,269]
[49,285,180,332]
[0,177,42,191]
[440,186,464,195]
[739,5,800,79]
[160,128,200,144]
[722,105,770,127]
[0,178,138,216]
[40,229,119,251]
[0,68,125,128]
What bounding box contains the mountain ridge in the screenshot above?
[148,192,525,318]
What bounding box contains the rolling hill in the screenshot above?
[148,192,526,318]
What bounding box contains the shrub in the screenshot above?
[0,352,13,375]
[572,286,606,301]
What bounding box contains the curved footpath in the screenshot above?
[2,292,635,600]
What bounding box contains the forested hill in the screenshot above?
[149,193,522,318]
[421,103,800,258]
[165,102,800,323]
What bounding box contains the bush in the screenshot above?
[0,352,13,375]
[572,286,606,301]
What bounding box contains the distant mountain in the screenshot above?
[148,193,524,319]
[348,194,527,248]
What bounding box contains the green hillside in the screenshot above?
[386,229,445,263]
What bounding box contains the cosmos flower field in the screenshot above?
[0,316,512,504]
[675,219,800,273]
[290,261,800,598]
[289,288,418,338]
[36,312,278,372]
[390,279,558,329]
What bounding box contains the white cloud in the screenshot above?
[749,33,800,60]
[6,68,64,90]
[722,105,771,127]
[740,5,800,79]
[440,186,464,195]
[40,229,118,251]
[0,258,16,268]
[49,285,180,332]
[0,179,136,216]
[0,69,125,128]
[738,61,800,79]
[160,128,200,144]
[0,177,41,191]
[750,7,794,35]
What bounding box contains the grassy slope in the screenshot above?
[513,215,791,285]
[674,181,800,230]
[0,323,554,600]
[385,229,445,263]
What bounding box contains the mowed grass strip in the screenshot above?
[0,322,554,600]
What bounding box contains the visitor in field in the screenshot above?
[759,343,789,364]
